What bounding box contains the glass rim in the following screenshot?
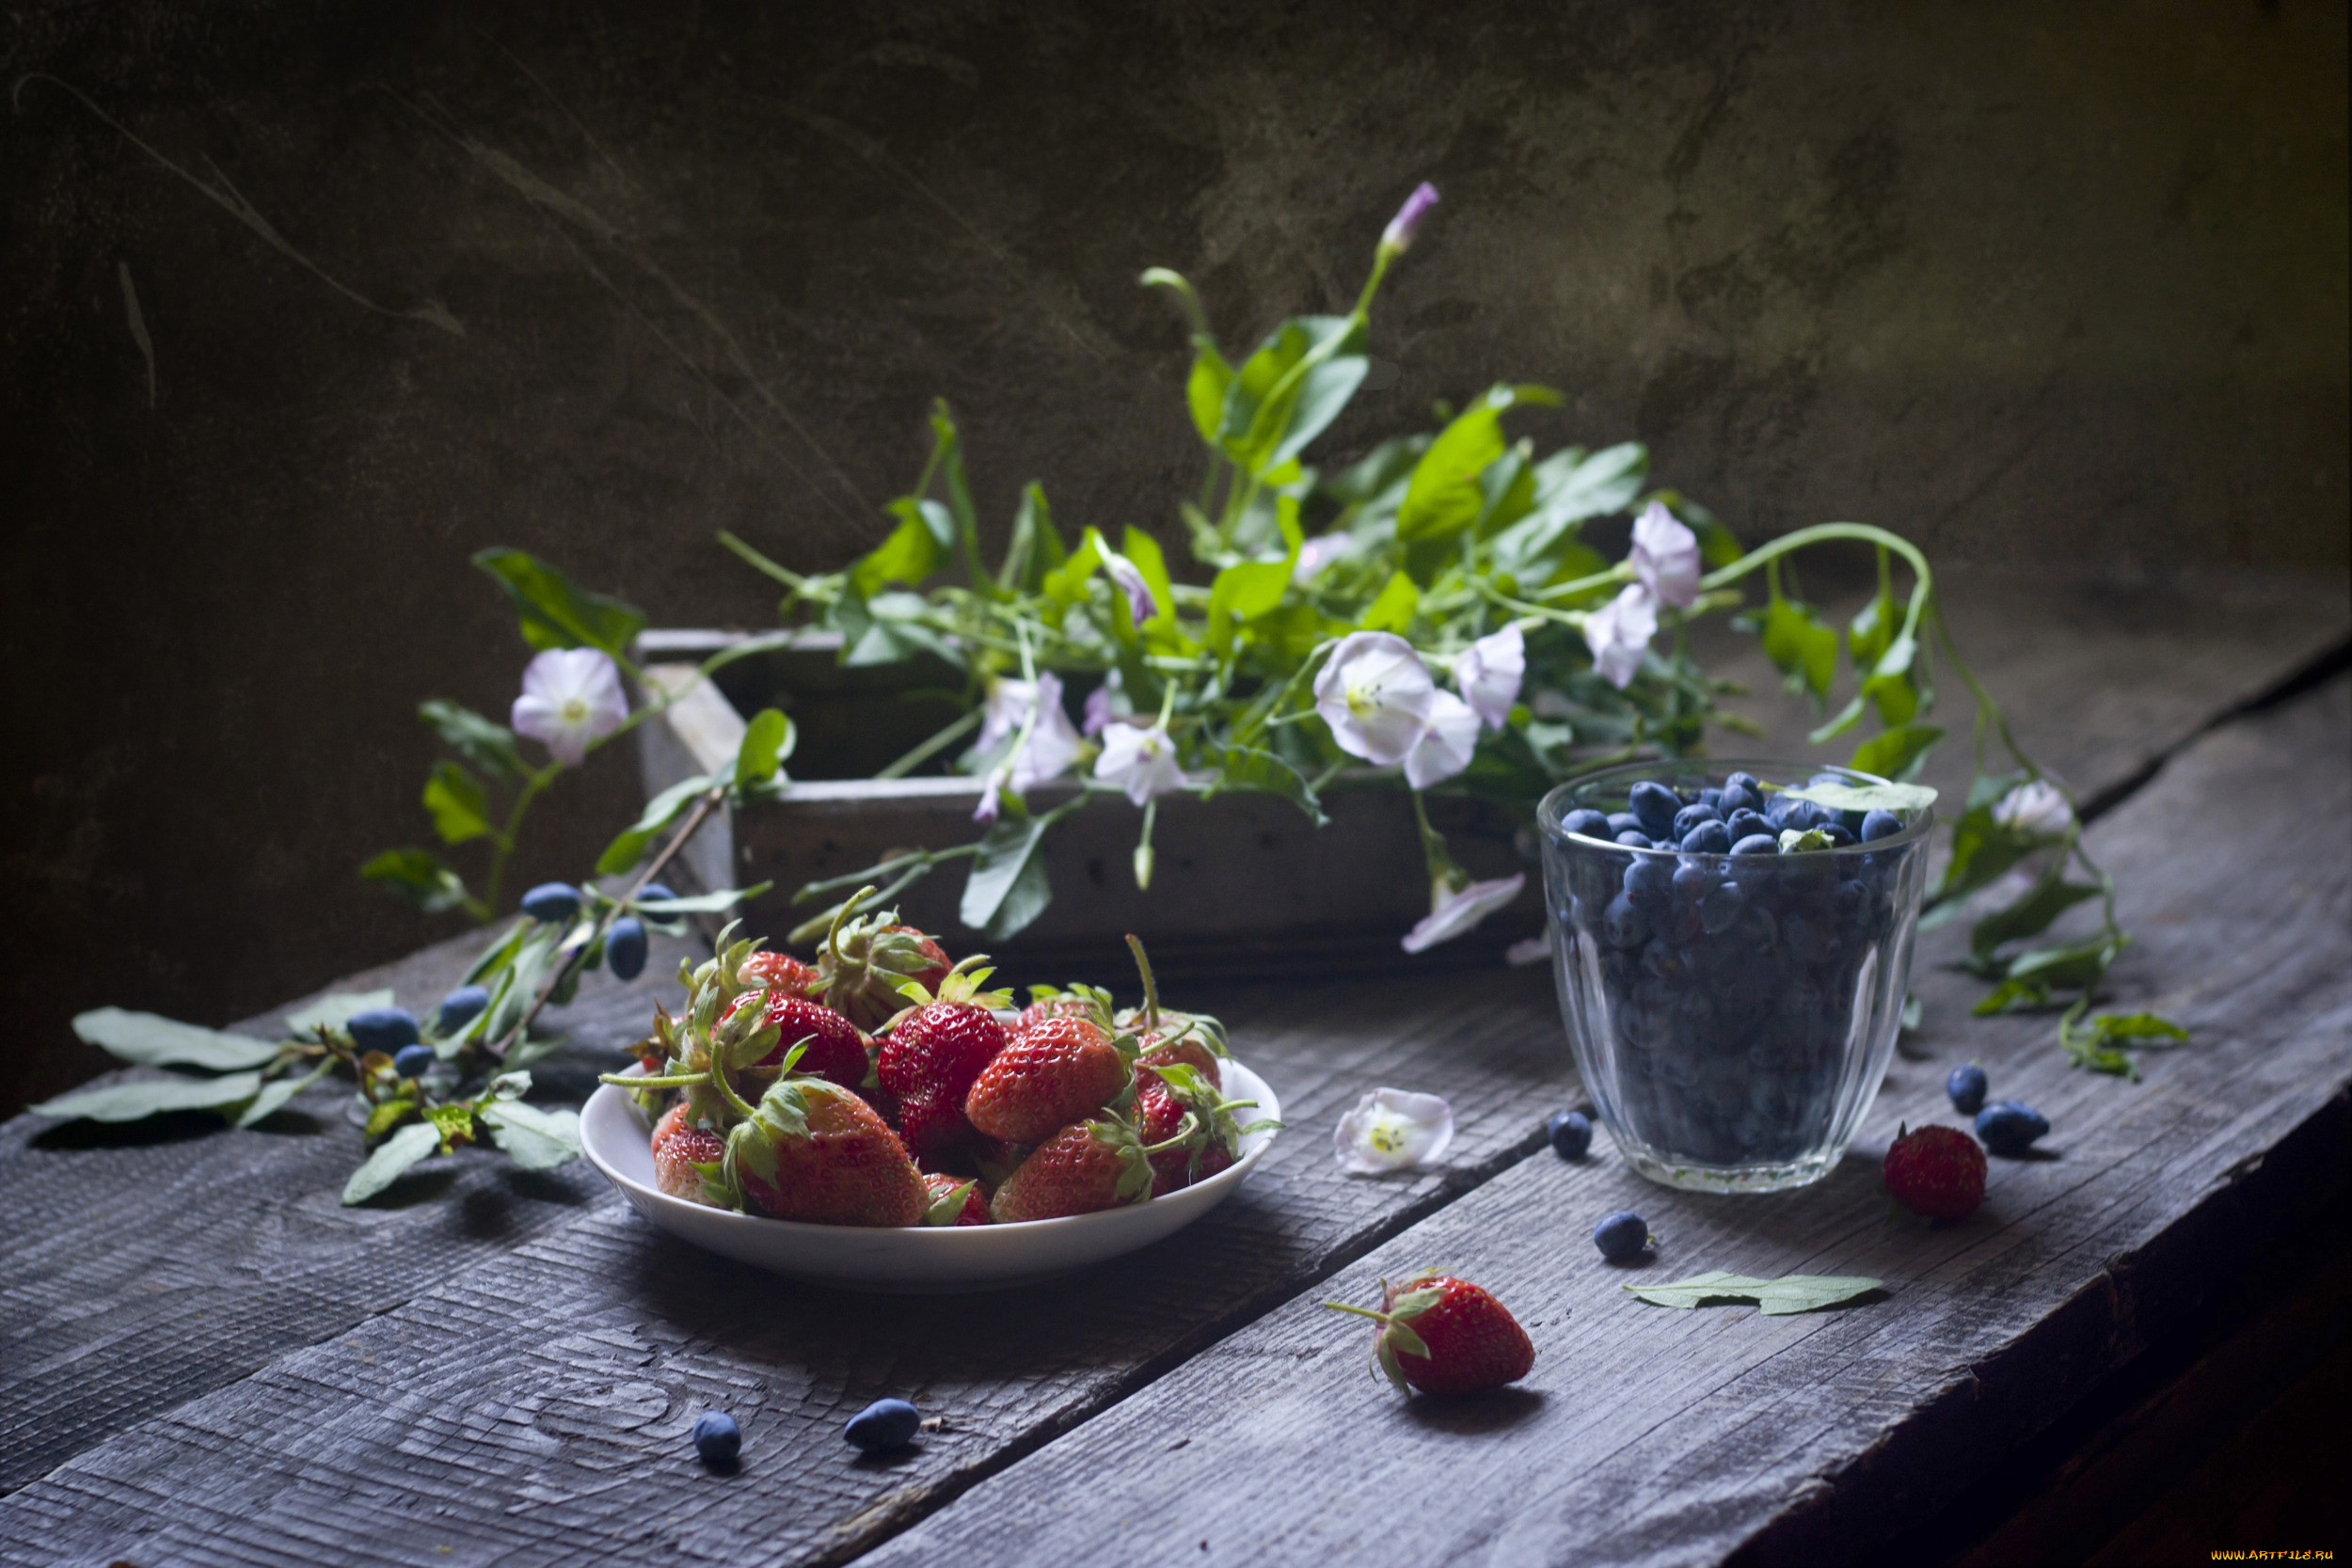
[1535,755,1937,859]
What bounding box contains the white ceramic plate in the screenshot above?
[581,1060,1282,1292]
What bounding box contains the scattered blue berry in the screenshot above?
[1976,1101,2049,1156]
[605,916,649,981]
[391,1043,435,1079]
[1860,809,1904,842]
[434,985,489,1035]
[1548,1109,1593,1160]
[1680,820,1733,854]
[692,1411,740,1465]
[1946,1063,1989,1115]
[1563,808,1613,840]
[1730,832,1780,857]
[346,1006,421,1053]
[520,882,582,925]
[1593,1211,1651,1261]
[845,1398,921,1453]
[1629,782,1682,838]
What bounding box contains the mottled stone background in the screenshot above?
[3,1,2344,1113]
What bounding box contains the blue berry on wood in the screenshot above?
[434,985,488,1034]
[1593,1210,1651,1261]
[1976,1101,2049,1155]
[845,1398,921,1453]
[1947,1063,1989,1115]
[691,1411,740,1465]
[391,1043,434,1079]
[1548,1109,1593,1160]
[520,882,581,924]
[346,1006,420,1053]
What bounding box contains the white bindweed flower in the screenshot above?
[511,648,628,767]
[1503,934,1550,967]
[1103,552,1161,625]
[1314,631,1437,767]
[1334,1086,1454,1175]
[1582,584,1659,689]
[1401,873,1527,954]
[972,764,1009,825]
[1454,624,1525,731]
[1293,531,1354,586]
[1403,689,1480,789]
[1081,681,1117,737]
[1994,779,2074,839]
[977,676,1041,753]
[1093,721,1185,807]
[1629,500,1703,610]
[1008,671,1083,792]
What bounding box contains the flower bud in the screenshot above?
[1380,182,1440,254]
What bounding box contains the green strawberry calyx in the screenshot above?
[890,954,1011,1015]
[922,1178,979,1226]
[1322,1270,1453,1390]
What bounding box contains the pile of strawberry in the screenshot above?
[612,898,1272,1227]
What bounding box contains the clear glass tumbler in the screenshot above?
[1536,760,1932,1193]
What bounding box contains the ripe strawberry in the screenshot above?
[1325,1272,1535,1395]
[1018,995,1104,1032]
[654,1119,727,1206]
[739,949,820,1000]
[988,1117,1156,1222]
[1136,1062,1266,1195]
[724,990,868,1091]
[1883,1122,1987,1221]
[877,960,1009,1161]
[1135,1029,1223,1092]
[650,1100,690,1155]
[966,1016,1130,1146]
[723,1071,927,1227]
[1115,935,1227,1090]
[921,1171,991,1226]
[816,891,955,1031]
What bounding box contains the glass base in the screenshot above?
[1615,1138,1845,1195]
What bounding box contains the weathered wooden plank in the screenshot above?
[850,675,2352,1568]
[0,573,2335,1549]
[0,932,698,1497]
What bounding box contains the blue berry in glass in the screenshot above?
[1629,781,1682,838]
[1697,787,1724,810]
[1731,832,1780,857]
[347,1006,420,1053]
[1725,808,1772,842]
[1593,1211,1650,1261]
[1861,809,1903,842]
[1680,820,1733,854]
[1672,803,1720,840]
[1624,856,1674,908]
[1947,1063,1989,1115]
[1548,1109,1593,1160]
[1606,812,1645,837]
[1976,1101,2049,1155]
[845,1398,921,1453]
[1564,808,1613,839]
[520,882,581,924]
[1614,831,1653,848]
[1820,824,1856,847]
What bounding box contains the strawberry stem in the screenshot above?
[1125,933,1161,1030]
[599,1070,710,1089]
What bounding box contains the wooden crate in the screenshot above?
[632,630,1543,978]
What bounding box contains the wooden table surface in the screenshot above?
[3,567,2346,1568]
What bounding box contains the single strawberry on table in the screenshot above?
[1883,1122,1987,1221]
[878,957,1011,1161]
[966,1013,1133,1146]
[1324,1271,1535,1395]
[720,1048,929,1227]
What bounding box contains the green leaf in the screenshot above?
[342,1123,443,1204]
[849,499,956,599]
[480,1101,583,1170]
[359,847,470,914]
[1120,526,1179,629]
[1359,570,1421,634]
[1778,828,1834,853]
[996,483,1068,594]
[472,548,646,658]
[1864,634,1920,727]
[1205,746,1327,824]
[634,884,771,917]
[419,700,526,781]
[596,773,714,876]
[1184,347,1233,446]
[422,759,492,846]
[1776,780,1938,815]
[961,816,1056,941]
[72,1008,283,1070]
[1206,556,1295,654]
[1625,1271,1884,1315]
[2081,1011,2188,1044]
[1970,876,2102,962]
[1534,442,1648,525]
[283,990,396,1037]
[1848,723,1945,783]
[734,707,794,793]
[1216,315,1369,476]
[235,1060,331,1128]
[1396,385,1562,546]
[1762,593,1839,700]
[365,1096,417,1138]
[1848,585,1896,672]
[31,1069,268,1123]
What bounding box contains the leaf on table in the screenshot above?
[31,1069,268,1123]
[282,990,395,1037]
[72,1007,285,1070]
[233,1060,332,1129]
[481,1101,583,1170]
[342,1123,443,1205]
[1624,1271,1885,1315]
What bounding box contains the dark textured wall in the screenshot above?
[3,0,2344,1113]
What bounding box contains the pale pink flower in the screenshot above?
[1994,779,2074,838]
[1629,500,1702,610]
[1403,689,1480,790]
[1292,531,1354,586]
[1454,624,1525,731]
[510,649,627,767]
[1334,1086,1454,1174]
[1009,671,1083,793]
[1081,682,1117,737]
[1093,721,1185,807]
[1504,934,1550,967]
[1103,552,1160,625]
[1583,584,1659,689]
[1401,873,1526,954]
[1313,632,1436,767]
